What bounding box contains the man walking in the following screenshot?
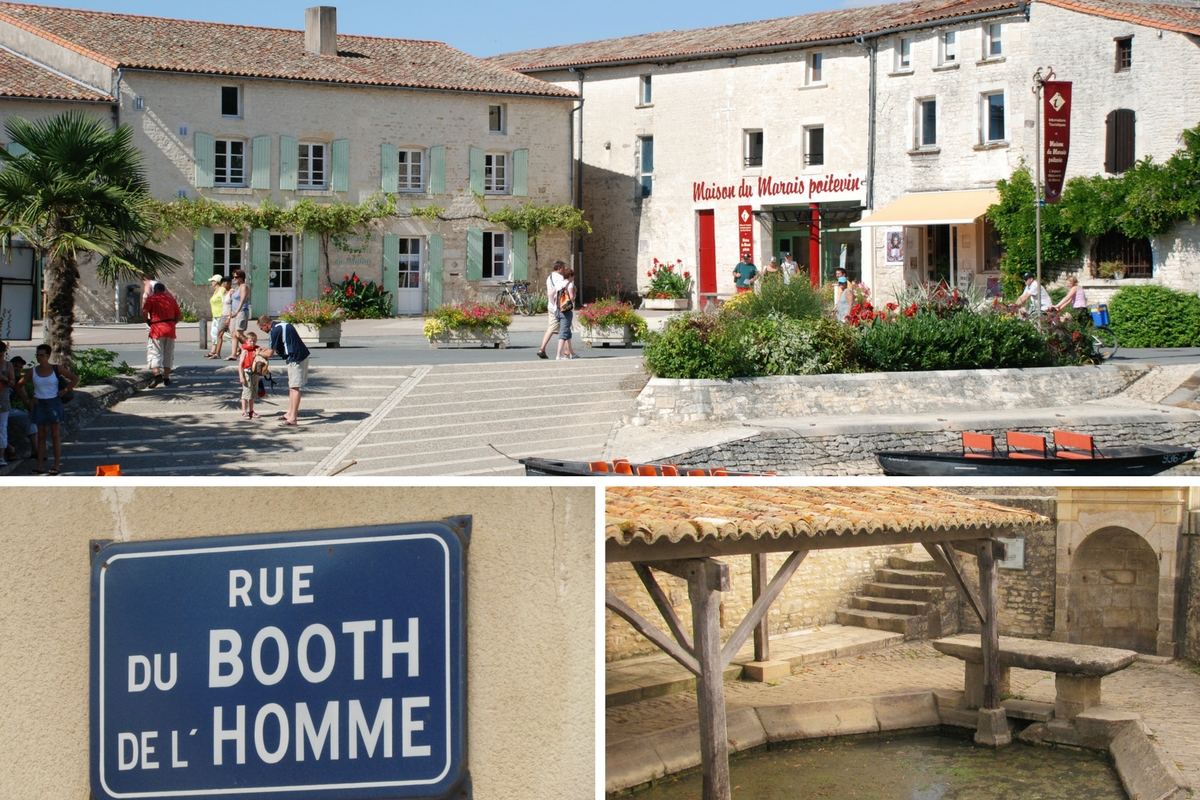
[142,282,181,387]
[733,252,757,293]
[257,315,311,426]
[536,260,567,359]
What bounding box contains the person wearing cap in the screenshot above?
[780,252,797,285]
[833,267,852,322]
[142,281,182,387]
[733,253,757,293]
[761,256,780,289]
[1016,272,1052,313]
[205,274,232,358]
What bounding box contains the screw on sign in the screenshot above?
[89,522,468,800]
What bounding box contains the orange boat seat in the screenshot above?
[1053,430,1098,459]
[588,461,611,472]
[686,469,709,476]
[1006,431,1047,459]
[962,432,996,459]
[614,462,634,475]
[636,465,660,476]
[660,465,680,476]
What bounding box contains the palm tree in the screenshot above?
[0,111,178,363]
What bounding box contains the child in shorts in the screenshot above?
[239,332,261,419]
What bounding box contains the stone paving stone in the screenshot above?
[606,640,1200,792]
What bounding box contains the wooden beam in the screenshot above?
[720,550,808,670]
[605,589,701,677]
[977,539,1002,710]
[688,559,731,800]
[653,558,732,591]
[607,527,1006,562]
[633,563,694,655]
[923,541,987,626]
[751,554,769,662]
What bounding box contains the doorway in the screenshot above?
[926,224,951,285]
[267,234,297,315]
[697,210,716,307]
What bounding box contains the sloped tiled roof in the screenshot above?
[0,2,575,98]
[0,48,110,100]
[489,0,1023,71]
[1039,0,1200,35]
[606,486,1042,548]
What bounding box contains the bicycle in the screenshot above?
[1091,325,1118,360]
[495,280,535,316]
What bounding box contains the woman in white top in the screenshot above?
[18,343,78,475]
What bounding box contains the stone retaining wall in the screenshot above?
[626,365,1149,427]
[664,419,1200,476]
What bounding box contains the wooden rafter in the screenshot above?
[922,541,987,626]
[605,589,701,676]
[633,563,694,655]
[719,549,808,670]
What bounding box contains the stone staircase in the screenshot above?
[836,553,950,640]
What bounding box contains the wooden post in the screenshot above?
[751,553,769,662]
[687,558,731,800]
[977,539,1001,709]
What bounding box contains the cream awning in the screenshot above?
[852,189,1000,227]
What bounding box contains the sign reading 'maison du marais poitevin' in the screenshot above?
[89,521,468,800]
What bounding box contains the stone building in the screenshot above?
[0,3,576,323]
[494,0,1200,304]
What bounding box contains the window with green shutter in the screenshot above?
[429,146,446,195]
[466,227,483,281]
[193,226,214,285]
[512,148,528,197]
[512,229,528,281]
[427,234,444,309]
[251,136,271,190]
[382,233,400,315]
[380,143,399,193]
[301,231,320,299]
[248,228,270,315]
[469,147,484,195]
[6,142,27,157]
[194,132,215,188]
[331,138,349,192]
[279,136,298,191]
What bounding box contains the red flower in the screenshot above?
[345,287,354,297]
[343,274,350,280]
[684,272,691,279]
[885,302,898,311]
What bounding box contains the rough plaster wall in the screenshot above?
[606,544,915,661]
[0,487,594,800]
[1186,532,1200,662]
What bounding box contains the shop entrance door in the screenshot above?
[926,224,952,285]
[697,210,716,307]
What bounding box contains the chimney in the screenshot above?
[305,6,337,56]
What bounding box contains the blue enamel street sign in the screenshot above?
[89,521,468,800]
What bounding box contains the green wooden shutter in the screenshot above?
[512,148,528,197]
[251,136,271,190]
[512,229,528,281]
[249,228,270,315]
[382,233,400,315]
[466,227,483,281]
[380,143,398,193]
[194,132,215,188]
[192,226,214,285]
[429,146,446,195]
[279,136,298,191]
[6,142,27,157]
[469,147,484,195]
[427,234,443,309]
[302,231,320,299]
[331,138,349,192]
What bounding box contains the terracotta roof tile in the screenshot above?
[0,2,575,98]
[0,48,110,100]
[1038,0,1200,35]
[489,0,1023,71]
[606,486,1043,548]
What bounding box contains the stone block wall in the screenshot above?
[606,544,916,661]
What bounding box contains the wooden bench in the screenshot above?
[932,634,1139,720]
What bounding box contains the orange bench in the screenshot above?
[1053,431,1099,459]
[962,432,997,459]
[1006,431,1047,459]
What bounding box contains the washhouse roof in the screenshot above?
[0,2,576,98]
[606,486,1044,552]
[0,47,111,100]
[489,0,1024,71]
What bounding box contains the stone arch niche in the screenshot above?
[1054,488,1185,658]
[1067,527,1159,653]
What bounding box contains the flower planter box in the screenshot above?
[583,324,634,348]
[427,327,510,349]
[294,322,342,348]
[642,297,689,311]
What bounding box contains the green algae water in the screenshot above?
[630,733,1125,800]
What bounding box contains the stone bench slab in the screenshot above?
[932,634,1139,677]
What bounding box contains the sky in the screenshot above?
[54,0,883,57]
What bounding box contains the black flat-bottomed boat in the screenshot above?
[519,458,776,477]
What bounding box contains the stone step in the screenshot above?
[864,581,945,602]
[849,595,934,615]
[888,553,941,572]
[874,567,945,587]
[836,607,928,639]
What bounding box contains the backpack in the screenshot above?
[250,353,272,398]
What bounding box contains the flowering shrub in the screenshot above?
[645,258,694,299]
[422,303,513,338]
[279,297,347,327]
[578,298,649,340]
[326,273,392,319]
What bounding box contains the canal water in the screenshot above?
[631,732,1125,799]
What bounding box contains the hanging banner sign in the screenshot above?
[737,205,755,261]
[89,522,468,800]
[694,172,864,205]
[1043,81,1072,204]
